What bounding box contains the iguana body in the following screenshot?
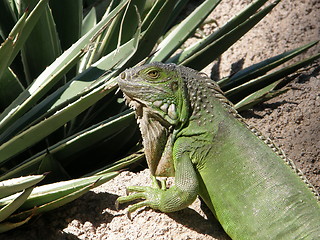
[116,62,320,239]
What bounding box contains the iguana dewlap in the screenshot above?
[116,62,320,240]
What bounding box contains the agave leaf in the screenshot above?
[93,1,124,60]
[0,213,32,233]
[80,0,143,73]
[168,0,270,64]
[51,24,140,111]
[118,0,150,45]
[6,181,93,225]
[149,0,222,63]
[127,0,176,65]
[50,0,82,51]
[0,24,140,148]
[16,182,94,219]
[140,0,165,32]
[50,0,82,79]
[236,88,289,112]
[20,0,62,84]
[0,12,28,81]
[0,0,49,81]
[234,79,288,111]
[6,0,19,16]
[89,149,145,176]
[0,187,33,222]
[78,7,97,72]
[0,110,135,180]
[82,6,97,36]
[37,21,140,136]
[139,0,158,21]
[225,52,320,102]
[0,171,118,233]
[37,152,71,182]
[0,0,17,40]
[0,174,45,199]
[49,110,135,163]
[0,172,118,210]
[0,52,85,145]
[0,78,117,165]
[219,40,319,90]
[0,0,130,134]
[0,67,24,111]
[164,0,190,31]
[93,0,149,61]
[78,8,99,72]
[182,0,281,70]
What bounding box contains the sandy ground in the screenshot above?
[2,0,319,239]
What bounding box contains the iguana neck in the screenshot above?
[177,66,236,133]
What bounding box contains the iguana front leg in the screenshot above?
[116,152,199,217]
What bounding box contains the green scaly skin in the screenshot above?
[116,62,320,239]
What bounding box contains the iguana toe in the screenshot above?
[115,185,164,218]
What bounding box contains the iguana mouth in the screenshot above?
[122,93,144,118]
[123,92,173,132]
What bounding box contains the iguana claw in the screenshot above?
[115,176,167,218]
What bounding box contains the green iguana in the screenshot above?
[116,62,320,239]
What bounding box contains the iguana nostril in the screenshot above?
[120,72,126,79]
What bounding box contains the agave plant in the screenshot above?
[0,0,319,232]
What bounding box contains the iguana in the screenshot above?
[116,62,320,239]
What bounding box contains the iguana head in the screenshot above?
[117,62,190,176]
[117,62,190,128]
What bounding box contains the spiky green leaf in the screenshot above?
[149,0,221,63]
[219,40,319,90]
[225,52,320,102]
[0,187,33,222]
[181,0,281,70]
[0,0,130,134]
[0,174,46,199]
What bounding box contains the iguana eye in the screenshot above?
[147,70,160,79]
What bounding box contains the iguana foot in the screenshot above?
[115,176,167,218]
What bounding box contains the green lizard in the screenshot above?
[116,62,320,239]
